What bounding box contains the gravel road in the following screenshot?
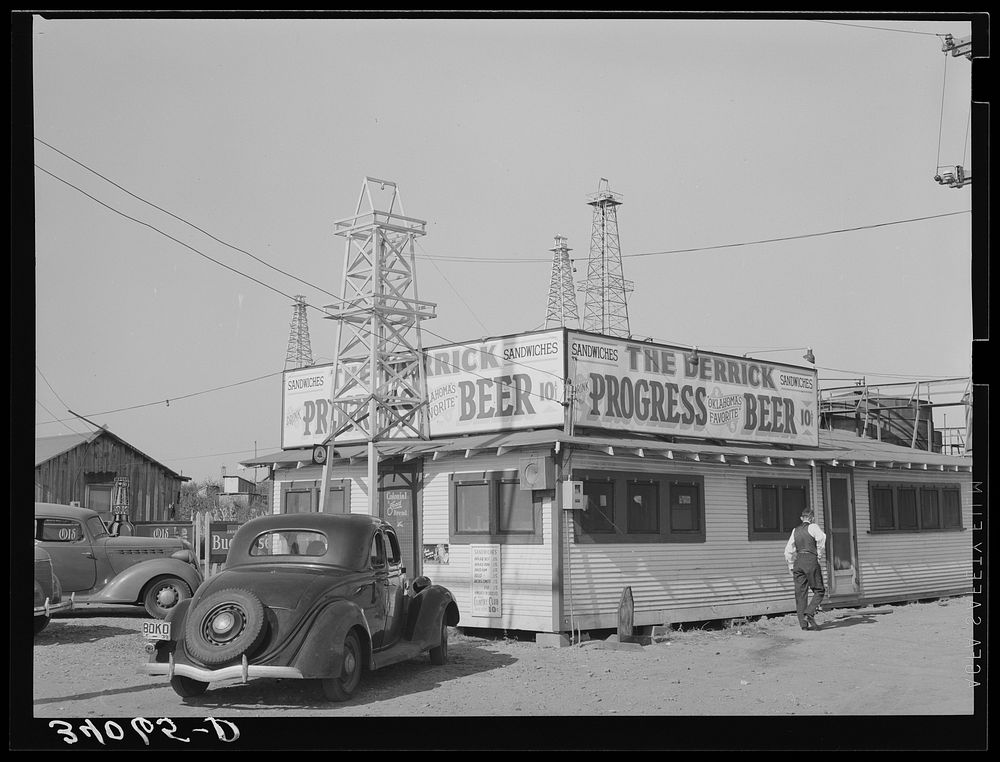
[24,596,983,749]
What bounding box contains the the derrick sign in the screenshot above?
[567,332,818,446]
[424,330,565,436]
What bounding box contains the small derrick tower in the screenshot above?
[581,178,633,337]
[544,234,580,329]
[284,295,314,369]
[324,177,436,450]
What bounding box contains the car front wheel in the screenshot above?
[170,675,208,698]
[321,631,363,701]
[34,615,50,635]
[429,617,449,665]
[143,576,192,619]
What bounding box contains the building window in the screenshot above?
[747,478,810,541]
[85,483,113,522]
[868,483,964,533]
[627,481,659,533]
[450,471,543,545]
[280,479,350,515]
[572,470,706,544]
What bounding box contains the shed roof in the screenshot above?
[35,430,189,480]
[241,427,971,473]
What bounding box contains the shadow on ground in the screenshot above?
[178,641,517,711]
[34,622,139,645]
[816,610,894,631]
[33,681,166,706]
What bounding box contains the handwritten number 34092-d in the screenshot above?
[48,717,239,745]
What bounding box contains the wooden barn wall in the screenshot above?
[851,469,973,601]
[34,437,184,522]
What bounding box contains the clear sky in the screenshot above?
[29,13,977,482]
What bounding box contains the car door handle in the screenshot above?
[81,552,96,559]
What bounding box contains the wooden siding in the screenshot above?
[563,452,813,628]
[852,470,973,600]
[34,435,184,522]
[561,452,973,629]
[271,447,974,634]
[423,452,555,632]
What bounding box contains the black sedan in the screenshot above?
[140,513,460,701]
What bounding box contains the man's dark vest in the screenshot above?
[793,523,817,555]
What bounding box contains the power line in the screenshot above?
[35,164,311,306]
[36,150,971,416]
[35,162,570,406]
[35,398,83,436]
[34,137,338,304]
[416,239,491,335]
[414,211,971,264]
[811,19,947,37]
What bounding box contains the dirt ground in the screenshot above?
[24,596,981,748]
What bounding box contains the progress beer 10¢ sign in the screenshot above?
[567,331,819,447]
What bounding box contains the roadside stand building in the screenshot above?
[243,328,974,642]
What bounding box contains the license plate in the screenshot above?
[142,620,171,640]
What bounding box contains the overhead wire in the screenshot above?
[33,141,566,386]
[935,51,949,170]
[35,142,971,421]
[33,159,574,409]
[810,19,948,37]
[411,211,971,264]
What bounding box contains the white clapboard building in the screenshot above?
[243,329,974,641]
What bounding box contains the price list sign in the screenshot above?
[471,544,501,618]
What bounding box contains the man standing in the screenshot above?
[784,509,827,630]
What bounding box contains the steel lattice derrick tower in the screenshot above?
[544,235,580,329]
[581,178,633,338]
[323,177,437,448]
[284,295,314,369]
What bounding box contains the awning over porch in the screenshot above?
[241,427,972,473]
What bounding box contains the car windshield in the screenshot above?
[87,516,109,539]
[248,530,328,558]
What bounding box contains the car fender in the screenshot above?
[406,585,460,646]
[292,599,373,678]
[88,559,203,605]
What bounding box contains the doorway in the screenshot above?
[378,464,421,578]
[823,470,860,597]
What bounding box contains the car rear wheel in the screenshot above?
[143,576,192,619]
[429,616,449,665]
[184,588,267,665]
[34,615,50,635]
[321,631,362,701]
[170,675,208,698]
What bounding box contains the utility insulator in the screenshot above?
[934,165,971,189]
[941,34,972,60]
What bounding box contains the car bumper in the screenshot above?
[34,594,74,617]
[139,653,304,684]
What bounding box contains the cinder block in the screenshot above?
[651,624,673,643]
[535,632,572,648]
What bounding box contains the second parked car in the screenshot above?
[34,502,203,619]
[34,542,73,634]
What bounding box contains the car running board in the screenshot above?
[371,641,426,670]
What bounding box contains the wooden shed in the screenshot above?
[34,429,189,523]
